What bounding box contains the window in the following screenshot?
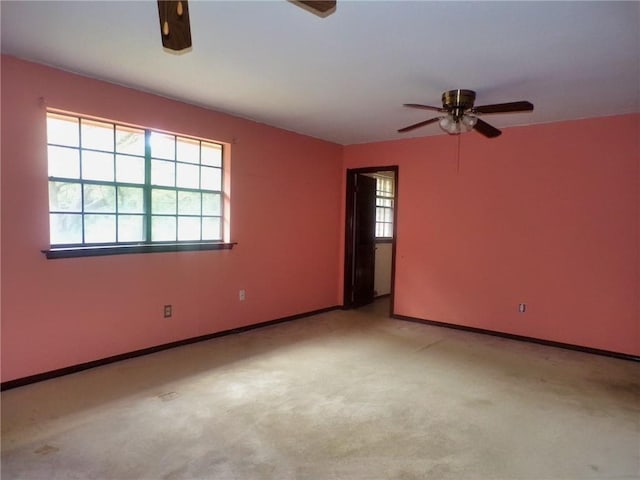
[46,112,227,256]
[375,174,394,239]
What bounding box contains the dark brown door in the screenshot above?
[344,166,397,313]
[352,174,376,306]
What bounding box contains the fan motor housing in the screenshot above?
[442,89,476,117]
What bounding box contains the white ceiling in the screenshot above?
[1,1,638,145]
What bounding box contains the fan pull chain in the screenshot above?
[177,1,183,16]
[456,135,461,174]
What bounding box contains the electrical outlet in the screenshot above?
[518,303,527,313]
[239,289,246,301]
[164,305,172,318]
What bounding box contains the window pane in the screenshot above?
[48,146,80,179]
[85,214,116,243]
[202,217,221,240]
[152,189,176,214]
[49,181,81,212]
[178,216,201,241]
[176,163,199,189]
[177,137,200,164]
[152,216,176,241]
[82,151,114,181]
[47,114,79,147]
[118,186,144,213]
[202,193,221,216]
[375,173,394,240]
[116,126,145,156]
[178,190,200,215]
[84,184,116,213]
[50,213,82,244]
[377,177,393,194]
[81,119,113,151]
[118,215,144,242]
[151,159,175,186]
[201,142,222,167]
[201,166,221,191]
[150,132,175,160]
[116,154,145,184]
[384,224,393,237]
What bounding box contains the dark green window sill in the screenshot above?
[43,242,236,259]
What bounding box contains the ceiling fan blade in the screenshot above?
[292,1,337,17]
[403,103,445,112]
[398,117,440,133]
[473,101,534,115]
[158,0,192,52]
[473,118,502,138]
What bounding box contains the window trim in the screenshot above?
[43,242,236,260]
[44,111,230,258]
[375,238,394,244]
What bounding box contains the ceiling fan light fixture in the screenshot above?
[461,114,477,130]
[439,113,477,135]
[439,115,462,135]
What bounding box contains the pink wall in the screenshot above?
[1,56,343,382]
[2,56,638,384]
[344,114,640,356]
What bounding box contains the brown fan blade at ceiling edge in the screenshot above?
[403,103,446,112]
[398,117,440,133]
[473,101,534,114]
[158,0,192,52]
[292,1,337,17]
[473,118,502,138]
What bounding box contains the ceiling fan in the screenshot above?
[398,89,534,138]
[157,1,336,52]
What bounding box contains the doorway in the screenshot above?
[343,166,398,314]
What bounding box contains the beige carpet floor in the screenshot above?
[2,299,639,479]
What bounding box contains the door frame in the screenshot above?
[343,165,399,314]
